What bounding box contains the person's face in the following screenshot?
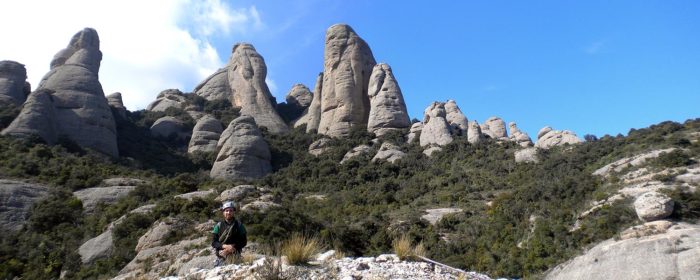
[223,207,235,221]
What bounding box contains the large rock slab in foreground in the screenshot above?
[545,222,700,280]
[366,63,410,137]
[0,179,49,232]
[0,60,30,106]
[194,43,288,134]
[317,24,376,137]
[1,28,118,157]
[211,116,271,181]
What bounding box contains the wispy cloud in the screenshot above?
[584,40,606,55]
[0,0,263,110]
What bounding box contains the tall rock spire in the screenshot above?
[367,63,410,136]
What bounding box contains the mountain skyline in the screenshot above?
[1,0,698,140]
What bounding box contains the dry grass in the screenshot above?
[392,234,425,261]
[280,233,323,265]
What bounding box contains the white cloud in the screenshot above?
[0,0,262,110]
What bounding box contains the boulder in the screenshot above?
[194,43,288,134]
[422,208,463,225]
[146,89,187,112]
[535,126,582,149]
[135,217,188,252]
[444,100,468,136]
[210,116,271,181]
[73,185,136,214]
[467,121,484,144]
[150,116,190,140]
[294,73,323,132]
[174,189,216,201]
[188,115,223,154]
[2,28,118,157]
[406,122,423,144]
[508,122,533,147]
[482,117,507,139]
[285,84,313,109]
[217,185,258,202]
[423,146,443,157]
[633,191,674,222]
[0,179,49,232]
[341,144,372,164]
[372,142,406,163]
[317,24,377,137]
[545,222,700,280]
[0,60,30,106]
[308,138,333,156]
[106,92,127,118]
[419,102,452,147]
[515,147,539,163]
[118,236,209,279]
[366,63,410,137]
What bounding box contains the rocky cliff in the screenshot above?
[367,63,410,136]
[210,115,271,181]
[0,60,30,107]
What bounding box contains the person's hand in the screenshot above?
[221,244,235,256]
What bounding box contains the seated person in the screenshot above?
[211,201,247,264]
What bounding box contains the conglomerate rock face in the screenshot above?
[508,122,533,147]
[195,43,288,134]
[210,116,271,181]
[294,73,323,132]
[285,84,313,109]
[188,115,223,154]
[444,100,468,136]
[535,126,582,149]
[419,102,453,147]
[0,179,49,232]
[0,60,30,106]
[481,117,507,140]
[1,28,118,157]
[317,24,377,137]
[146,89,187,112]
[366,63,410,137]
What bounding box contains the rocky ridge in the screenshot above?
[0,60,30,106]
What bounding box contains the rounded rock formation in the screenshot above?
[634,191,674,222]
[419,102,453,147]
[367,63,410,137]
[285,84,313,109]
[146,89,187,112]
[0,60,30,106]
[535,126,582,149]
[210,116,271,181]
[467,121,484,144]
[294,73,323,132]
[482,117,507,140]
[188,115,223,154]
[445,100,468,136]
[508,122,533,147]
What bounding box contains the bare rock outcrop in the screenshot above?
[422,208,463,225]
[515,147,539,163]
[73,185,136,214]
[308,138,333,156]
[285,84,313,110]
[341,144,372,164]
[372,142,406,163]
[294,73,323,132]
[210,116,271,181]
[107,92,127,118]
[317,24,377,137]
[194,43,288,134]
[467,121,484,144]
[2,28,118,157]
[508,122,533,147]
[445,100,468,136]
[367,63,410,137]
[545,222,700,280]
[150,116,190,140]
[0,60,30,106]
[535,126,582,149]
[188,115,223,154]
[481,117,507,140]
[146,89,187,112]
[0,179,49,232]
[407,122,423,144]
[633,191,674,222]
[419,102,452,147]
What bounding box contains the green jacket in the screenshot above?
[211,219,247,253]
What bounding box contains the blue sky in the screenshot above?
[2,1,699,139]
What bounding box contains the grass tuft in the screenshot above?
[393,234,425,261]
[281,233,323,265]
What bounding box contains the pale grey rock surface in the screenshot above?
[633,191,674,222]
[73,185,136,214]
[423,146,443,157]
[406,122,423,144]
[0,60,30,106]
[174,189,216,201]
[445,100,468,136]
[150,116,190,140]
[366,63,410,137]
[419,102,453,147]
[422,208,463,225]
[308,138,333,156]
[1,89,58,142]
[592,148,676,177]
[372,142,406,163]
[188,115,223,154]
[467,121,484,144]
[2,28,118,157]
[508,122,533,147]
[211,116,271,181]
[102,177,146,187]
[217,185,257,202]
[482,117,507,139]
[545,222,700,280]
[0,179,49,232]
[294,73,323,132]
[135,217,188,252]
[317,24,376,137]
[515,147,539,163]
[195,43,288,134]
[146,89,187,112]
[535,127,583,149]
[106,92,127,118]
[341,144,372,164]
[285,83,313,109]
